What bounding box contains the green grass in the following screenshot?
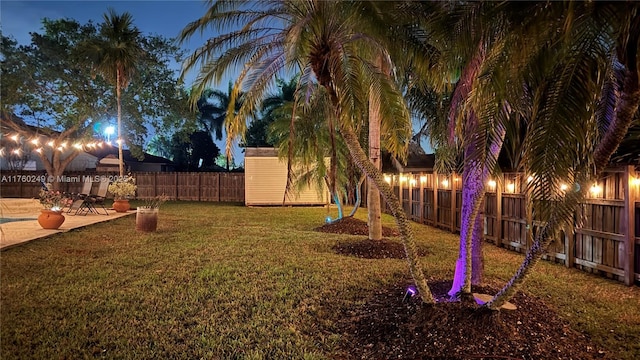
[2,202,639,359]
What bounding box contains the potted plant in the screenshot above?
[136,194,168,232]
[37,184,67,229]
[108,175,136,212]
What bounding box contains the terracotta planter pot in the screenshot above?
[113,199,130,213]
[136,207,158,232]
[38,209,65,229]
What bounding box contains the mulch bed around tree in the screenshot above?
[333,280,608,360]
[315,217,610,360]
[315,216,400,237]
[317,216,426,259]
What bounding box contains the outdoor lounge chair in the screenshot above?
[82,178,110,215]
[66,177,93,214]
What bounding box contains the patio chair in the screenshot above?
[83,178,110,215]
[66,177,93,214]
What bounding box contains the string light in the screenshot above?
[0,132,113,158]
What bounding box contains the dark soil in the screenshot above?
[315,217,610,360]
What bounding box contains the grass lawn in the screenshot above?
[1,202,639,359]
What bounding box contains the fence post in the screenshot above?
[623,165,637,286]
[398,173,404,211]
[496,174,503,247]
[217,173,221,202]
[198,172,201,201]
[175,173,179,200]
[433,171,439,227]
[407,173,411,218]
[450,172,456,233]
[419,172,424,223]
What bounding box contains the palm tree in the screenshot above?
[196,83,244,170]
[402,1,511,297]
[179,0,435,303]
[485,2,640,310]
[83,9,143,176]
[268,82,363,218]
[404,1,639,305]
[146,134,171,159]
[411,1,640,308]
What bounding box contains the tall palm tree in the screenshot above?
[243,76,298,148]
[84,9,143,176]
[180,0,435,303]
[403,1,511,297]
[367,55,384,241]
[196,83,244,170]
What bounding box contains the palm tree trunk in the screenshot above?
[471,213,485,285]
[367,87,383,240]
[117,67,124,177]
[349,176,366,217]
[341,124,435,304]
[450,118,505,296]
[486,62,640,311]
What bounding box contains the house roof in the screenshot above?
[382,141,435,173]
[87,148,174,164]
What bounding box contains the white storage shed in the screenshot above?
[244,147,329,206]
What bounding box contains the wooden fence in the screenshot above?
[378,165,640,285]
[3,167,638,284]
[0,171,245,203]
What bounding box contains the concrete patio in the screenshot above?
[0,198,134,250]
